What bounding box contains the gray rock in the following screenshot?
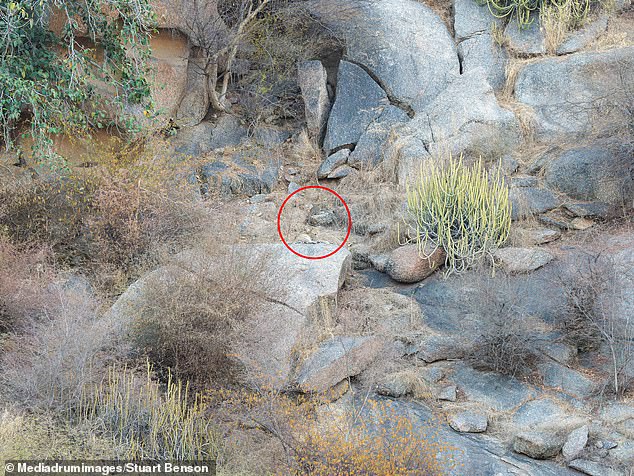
[288,181,300,194]
[514,47,634,140]
[534,338,577,365]
[510,187,561,220]
[369,254,389,273]
[512,227,562,246]
[176,58,209,126]
[562,425,589,460]
[504,14,546,55]
[454,0,505,41]
[294,336,382,393]
[568,459,623,476]
[376,371,419,398]
[112,244,351,389]
[451,363,537,411]
[557,15,609,55]
[350,243,371,270]
[438,385,457,401]
[544,142,634,206]
[512,176,539,188]
[513,430,565,459]
[421,366,445,384]
[417,335,464,363]
[449,411,488,433]
[327,165,355,179]
[173,115,248,157]
[420,67,520,157]
[608,438,634,469]
[391,68,520,184]
[298,60,330,141]
[348,106,410,168]
[502,156,520,175]
[317,149,350,178]
[458,34,508,91]
[307,206,337,227]
[494,247,555,274]
[334,0,459,110]
[323,61,386,154]
[513,399,568,430]
[251,126,291,146]
[538,361,599,399]
[386,244,446,283]
[200,152,279,197]
[563,202,612,219]
[600,403,634,425]
[335,396,579,475]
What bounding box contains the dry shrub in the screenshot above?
[0,409,115,462]
[291,400,450,476]
[464,269,538,378]
[558,253,634,396]
[205,389,455,475]
[337,162,407,252]
[0,238,54,333]
[0,175,95,256]
[0,139,206,293]
[130,249,279,389]
[0,284,122,413]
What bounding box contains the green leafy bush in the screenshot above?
[404,156,511,274]
[0,0,154,163]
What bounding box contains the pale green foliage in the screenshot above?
[476,0,597,28]
[80,364,220,460]
[405,156,511,274]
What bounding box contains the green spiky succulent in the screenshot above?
[476,0,593,29]
[404,156,511,275]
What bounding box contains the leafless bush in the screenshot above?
[178,0,344,125]
[130,248,280,389]
[558,253,634,397]
[465,270,538,378]
[0,239,55,333]
[0,143,207,294]
[1,285,123,413]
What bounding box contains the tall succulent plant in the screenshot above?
[476,0,592,29]
[404,156,511,275]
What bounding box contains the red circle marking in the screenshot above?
[277,185,352,260]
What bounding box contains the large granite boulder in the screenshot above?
[298,61,331,142]
[458,34,508,91]
[172,114,248,157]
[323,61,387,154]
[454,0,505,41]
[347,105,410,168]
[514,47,634,140]
[391,68,520,184]
[504,14,546,56]
[544,141,634,206]
[331,0,459,111]
[386,244,446,283]
[109,243,352,388]
[292,336,382,393]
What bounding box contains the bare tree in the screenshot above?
[559,253,634,397]
[180,0,271,114]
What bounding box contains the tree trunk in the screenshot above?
[205,60,227,112]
